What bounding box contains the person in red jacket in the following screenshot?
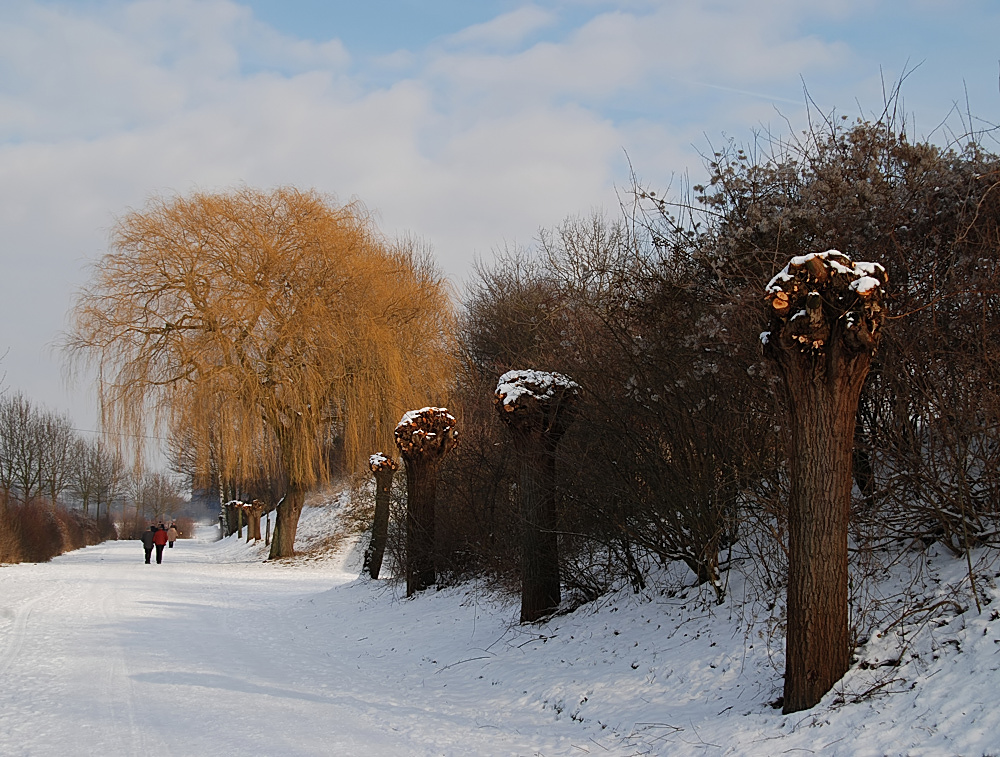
[153,523,169,563]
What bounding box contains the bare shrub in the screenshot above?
[172,516,195,539]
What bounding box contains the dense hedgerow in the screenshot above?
[427,102,1000,628]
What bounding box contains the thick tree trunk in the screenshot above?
[763,250,886,713]
[494,370,579,623]
[781,354,869,713]
[518,442,561,622]
[268,481,305,559]
[246,503,263,542]
[405,462,438,595]
[365,468,394,579]
[395,408,458,597]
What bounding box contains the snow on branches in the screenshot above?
[393,407,459,460]
[368,452,398,474]
[763,250,887,356]
[494,369,580,438]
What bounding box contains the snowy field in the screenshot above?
[1,500,999,757]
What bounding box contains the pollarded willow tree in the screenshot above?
[394,407,459,596]
[364,452,397,580]
[763,249,886,713]
[495,369,579,622]
[66,187,454,559]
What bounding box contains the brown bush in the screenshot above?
[16,501,64,562]
[172,516,196,539]
[117,518,152,541]
[0,501,117,564]
[0,510,23,563]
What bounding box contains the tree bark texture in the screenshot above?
[365,467,395,580]
[394,408,459,597]
[495,370,579,623]
[404,461,438,595]
[780,351,870,713]
[517,439,562,622]
[763,250,886,714]
[268,482,305,559]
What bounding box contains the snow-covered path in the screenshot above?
[3,505,1000,757]
[0,535,359,755]
[0,529,558,757]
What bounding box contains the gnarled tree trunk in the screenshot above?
[495,370,579,623]
[394,408,459,596]
[516,440,563,621]
[763,250,886,713]
[246,500,264,542]
[268,482,306,559]
[364,453,397,580]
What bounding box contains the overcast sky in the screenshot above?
[1,0,997,442]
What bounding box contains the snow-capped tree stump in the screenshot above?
[245,500,264,542]
[394,408,459,596]
[364,453,398,580]
[223,501,243,538]
[495,370,580,623]
[762,250,887,714]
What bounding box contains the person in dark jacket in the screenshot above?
[153,523,168,563]
[140,525,156,564]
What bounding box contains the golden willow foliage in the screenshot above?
[67,187,454,492]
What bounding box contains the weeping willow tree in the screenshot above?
[66,187,454,558]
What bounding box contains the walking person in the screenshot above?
[167,523,179,548]
[140,525,156,564]
[153,523,168,563]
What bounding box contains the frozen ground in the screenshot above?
[1,498,999,756]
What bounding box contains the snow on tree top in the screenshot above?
[223,500,262,509]
[851,276,881,295]
[764,249,887,356]
[393,407,459,458]
[395,407,456,432]
[495,369,580,407]
[766,250,887,295]
[369,451,397,472]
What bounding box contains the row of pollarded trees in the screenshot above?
[64,98,1000,714]
[425,106,1000,712]
[370,369,579,623]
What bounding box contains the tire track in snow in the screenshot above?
[101,588,149,757]
[0,589,56,680]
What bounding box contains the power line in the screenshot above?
[70,426,171,442]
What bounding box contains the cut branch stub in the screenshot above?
[494,369,581,443]
[368,452,398,474]
[393,407,459,462]
[762,249,887,359]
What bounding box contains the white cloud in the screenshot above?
[446,5,557,50]
[0,0,991,429]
